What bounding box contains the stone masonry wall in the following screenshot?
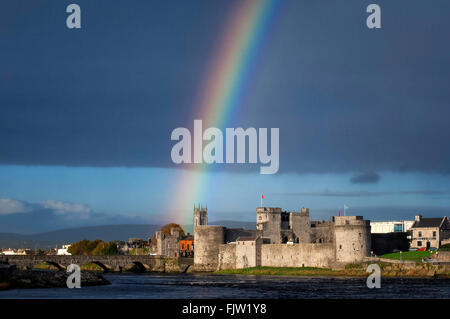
[290,213,311,243]
[261,243,335,268]
[235,238,262,269]
[334,217,371,263]
[193,225,225,270]
[218,243,236,270]
[310,223,334,243]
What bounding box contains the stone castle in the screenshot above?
[193,205,371,270]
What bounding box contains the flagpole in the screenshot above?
[260,194,262,207]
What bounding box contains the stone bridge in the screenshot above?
[0,255,193,273]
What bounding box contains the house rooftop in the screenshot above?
[412,217,446,228]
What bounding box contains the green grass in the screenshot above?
[81,262,104,271]
[380,250,432,262]
[214,266,349,277]
[345,263,364,269]
[33,262,60,270]
[129,248,150,255]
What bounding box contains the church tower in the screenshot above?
[193,204,208,233]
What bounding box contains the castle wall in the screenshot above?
[310,222,334,243]
[218,243,236,270]
[194,225,225,270]
[261,243,335,268]
[235,238,262,269]
[290,213,311,243]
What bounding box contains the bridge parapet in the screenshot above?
[0,255,192,272]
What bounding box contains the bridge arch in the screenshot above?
[84,261,113,272]
[123,261,150,272]
[33,261,65,271]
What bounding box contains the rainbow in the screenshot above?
[168,0,283,225]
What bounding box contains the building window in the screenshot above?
[417,241,422,247]
[418,231,422,237]
[433,231,436,238]
[394,224,403,232]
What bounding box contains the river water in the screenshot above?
[1,274,450,299]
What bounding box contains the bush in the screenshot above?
[439,244,450,251]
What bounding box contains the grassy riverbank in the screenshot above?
[213,264,450,278]
[33,262,104,271]
[214,266,361,277]
[380,251,432,262]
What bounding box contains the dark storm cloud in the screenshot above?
[0,198,150,234]
[1,1,450,174]
[311,206,450,221]
[350,172,380,184]
[273,190,448,197]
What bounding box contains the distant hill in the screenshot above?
[0,224,161,249]
[0,233,54,250]
[0,220,256,249]
[209,220,256,229]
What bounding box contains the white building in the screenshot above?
[0,249,27,255]
[57,244,72,255]
[0,250,16,255]
[370,220,414,234]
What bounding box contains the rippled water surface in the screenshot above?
[1,274,450,299]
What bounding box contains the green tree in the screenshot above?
[68,239,103,255]
[92,241,119,255]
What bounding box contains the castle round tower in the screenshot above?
[334,216,371,263]
[193,205,225,270]
[193,225,225,270]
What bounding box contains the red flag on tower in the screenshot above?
[338,208,341,216]
[261,194,264,199]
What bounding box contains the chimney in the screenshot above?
[415,213,422,222]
